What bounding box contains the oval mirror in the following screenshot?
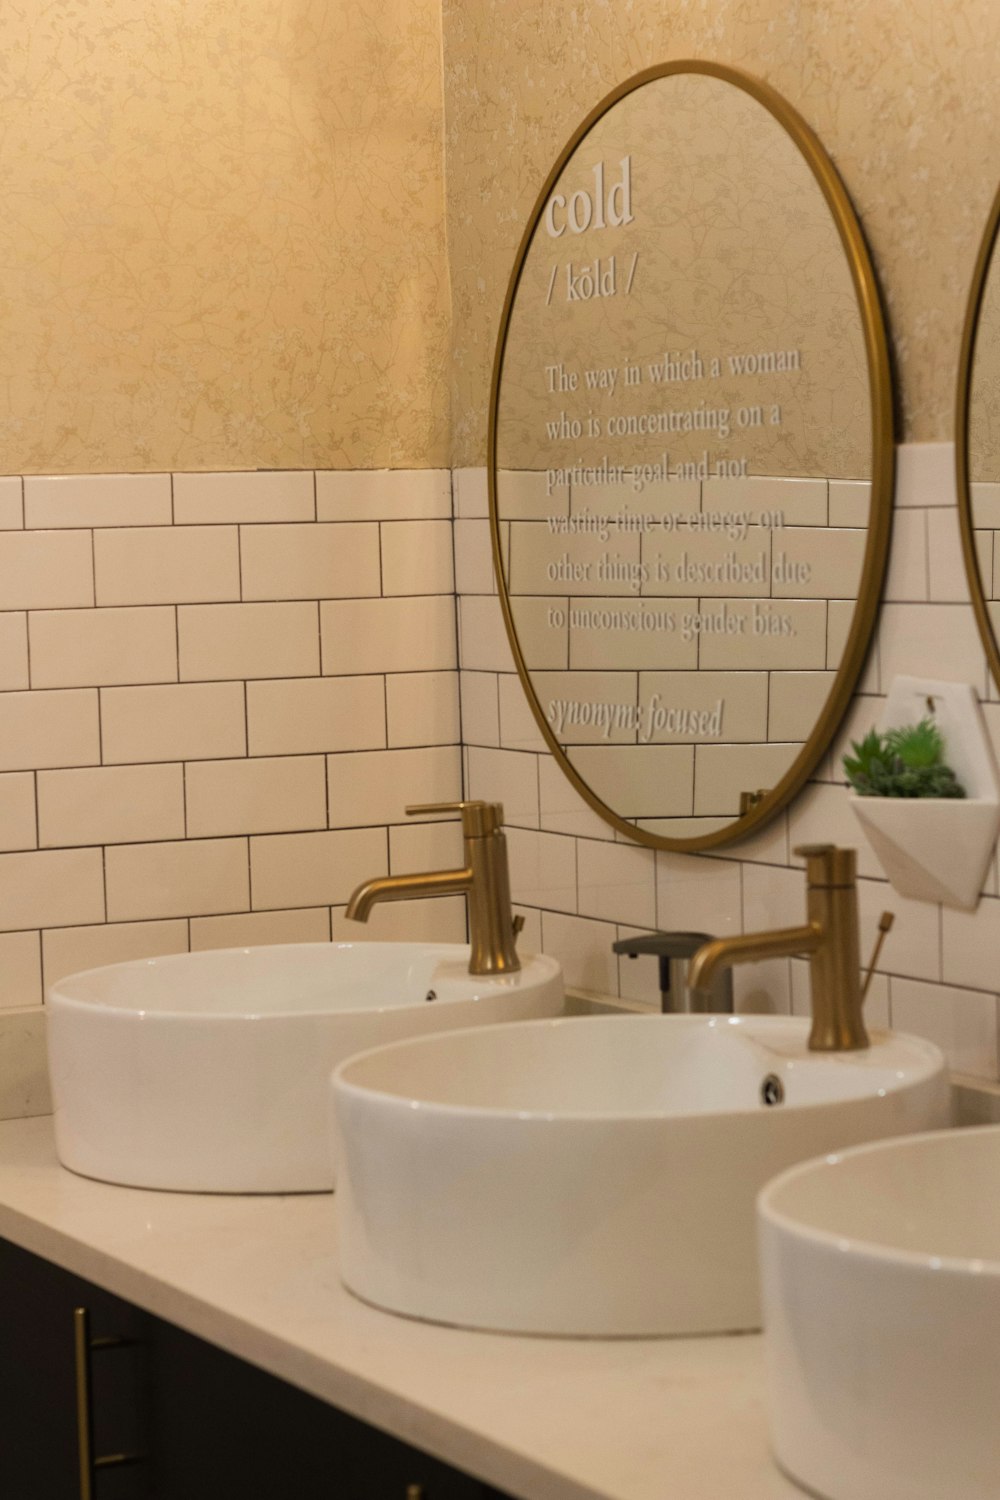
[959,184,1000,685]
[488,61,893,850]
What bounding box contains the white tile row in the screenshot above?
[2,582,454,691]
[0,744,462,922]
[0,746,465,849]
[0,674,460,771]
[12,469,451,528]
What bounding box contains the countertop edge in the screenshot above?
[0,1157,614,1500]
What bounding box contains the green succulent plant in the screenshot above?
[884,717,946,770]
[842,718,966,799]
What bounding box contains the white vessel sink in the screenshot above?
[759,1125,1000,1500]
[332,1014,947,1336]
[47,942,563,1193]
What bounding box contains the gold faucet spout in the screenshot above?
[687,924,821,995]
[345,868,473,923]
[344,801,522,977]
[688,845,871,1052]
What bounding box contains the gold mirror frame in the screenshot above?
[487,60,894,851]
[957,181,1000,688]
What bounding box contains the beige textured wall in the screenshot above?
[8,4,1000,477]
[444,0,1000,466]
[0,1,450,474]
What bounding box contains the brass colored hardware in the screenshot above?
[73,1309,93,1500]
[405,1487,425,1500]
[957,177,1000,698]
[861,911,895,1003]
[687,844,872,1052]
[738,789,769,816]
[345,800,522,976]
[405,799,503,837]
[795,842,858,888]
[73,1307,143,1500]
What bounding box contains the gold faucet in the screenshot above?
[686,844,887,1052]
[345,800,522,976]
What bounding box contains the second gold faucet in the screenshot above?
[345,800,522,977]
[687,844,888,1052]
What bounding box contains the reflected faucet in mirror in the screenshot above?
[345,801,523,977]
[687,845,892,1052]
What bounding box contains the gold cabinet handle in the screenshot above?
[73,1309,94,1500]
[405,1487,425,1500]
[73,1307,143,1499]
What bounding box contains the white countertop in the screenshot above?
[0,1115,802,1500]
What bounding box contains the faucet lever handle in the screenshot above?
[405,800,504,838]
[860,910,894,1003]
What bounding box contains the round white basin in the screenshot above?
[332,1014,948,1337]
[47,942,564,1193]
[758,1124,1000,1500]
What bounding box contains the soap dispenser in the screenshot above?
[612,932,734,1014]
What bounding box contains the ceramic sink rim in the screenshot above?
[48,941,561,1022]
[332,1013,946,1126]
[758,1123,1000,1277]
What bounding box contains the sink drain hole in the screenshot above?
[761,1073,785,1107]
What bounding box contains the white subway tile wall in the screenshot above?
[0,470,461,1018]
[460,445,1000,1083]
[3,446,1000,1104]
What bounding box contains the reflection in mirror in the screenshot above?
[960,184,1000,686]
[489,62,893,850]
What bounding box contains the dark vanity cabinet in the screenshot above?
[0,1238,512,1500]
[0,1237,147,1500]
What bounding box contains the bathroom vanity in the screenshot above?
[0,1235,506,1500]
[0,1115,802,1500]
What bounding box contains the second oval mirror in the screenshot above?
[489,61,893,850]
[959,182,1000,688]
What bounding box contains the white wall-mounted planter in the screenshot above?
[848,677,1000,911]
